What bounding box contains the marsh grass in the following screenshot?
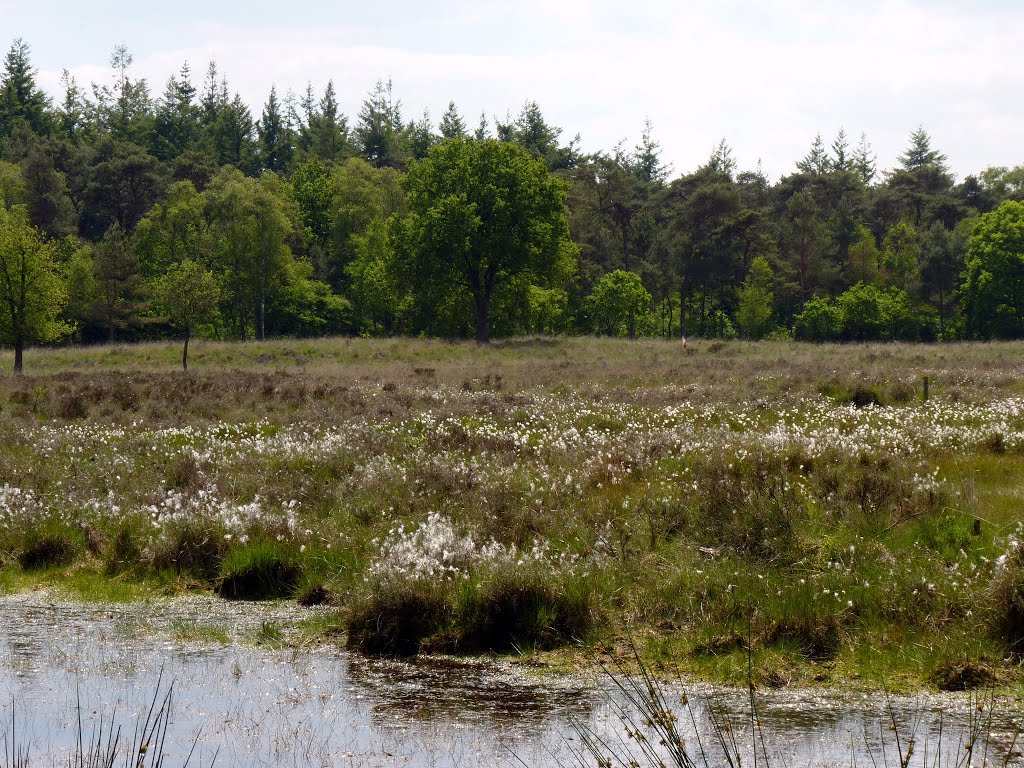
[1,337,1023,683]
[2,676,211,768]
[557,642,1019,768]
[216,540,302,600]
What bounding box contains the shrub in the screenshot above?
[794,296,842,341]
[986,543,1024,655]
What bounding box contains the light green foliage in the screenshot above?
[796,282,930,342]
[882,220,920,293]
[588,269,652,337]
[846,223,880,284]
[793,295,842,341]
[153,258,219,370]
[328,158,405,293]
[203,168,295,339]
[963,200,1024,339]
[133,180,206,277]
[0,206,71,371]
[291,159,334,274]
[346,216,402,334]
[526,285,569,334]
[735,255,775,339]
[397,137,576,342]
[0,160,27,207]
[836,282,885,341]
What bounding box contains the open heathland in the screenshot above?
[2,336,1024,690]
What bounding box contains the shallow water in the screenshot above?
[1,593,1022,767]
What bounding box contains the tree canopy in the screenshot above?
[1,34,1024,366]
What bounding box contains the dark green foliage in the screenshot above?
[346,580,446,656]
[457,572,592,652]
[18,529,80,570]
[396,138,576,342]
[257,85,292,173]
[103,524,142,575]
[0,39,50,139]
[987,548,1024,655]
[147,519,228,582]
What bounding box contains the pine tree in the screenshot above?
[304,80,349,163]
[473,111,490,141]
[438,101,467,139]
[355,79,407,169]
[632,117,667,184]
[852,132,876,185]
[831,128,850,172]
[152,62,200,161]
[0,39,51,139]
[56,69,87,139]
[796,133,830,175]
[257,85,293,173]
[899,127,948,173]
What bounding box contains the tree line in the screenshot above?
[2,38,1024,370]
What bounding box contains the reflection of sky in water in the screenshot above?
[2,595,1023,768]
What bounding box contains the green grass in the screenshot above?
[171,619,232,644]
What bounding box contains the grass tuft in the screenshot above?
[216,540,302,600]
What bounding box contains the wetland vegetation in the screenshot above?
[1,336,1024,692]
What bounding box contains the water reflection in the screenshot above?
[1,593,1022,768]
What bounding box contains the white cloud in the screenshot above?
[26,0,1024,180]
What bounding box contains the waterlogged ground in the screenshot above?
[1,594,1023,768]
[3,338,1024,685]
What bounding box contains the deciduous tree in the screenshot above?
[0,206,71,371]
[396,138,576,343]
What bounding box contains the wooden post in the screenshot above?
[922,375,929,402]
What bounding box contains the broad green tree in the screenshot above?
[793,295,841,341]
[881,220,919,294]
[735,255,775,339]
[153,258,220,370]
[962,200,1024,338]
[0,206,71,371]
[397,138,576,342]
[587,269,651,337]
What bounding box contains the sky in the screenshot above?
[3,0,1023,182]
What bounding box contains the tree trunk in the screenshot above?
[679,279,688,340]
[182,332,190,372]
[473,291,490,344]
[938,284,946,341]
[13,336,23,374]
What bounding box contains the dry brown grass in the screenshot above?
[1,337,1021,426]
